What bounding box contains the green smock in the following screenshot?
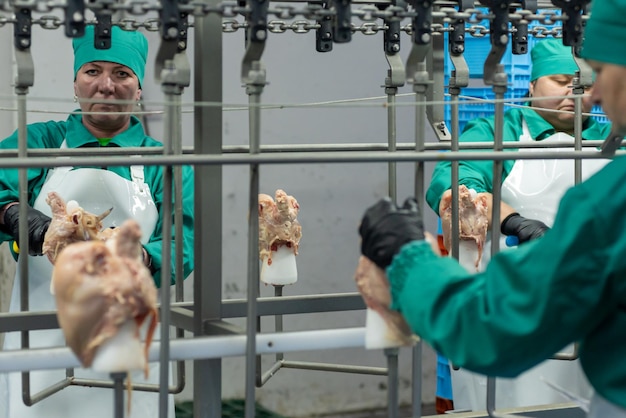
[387,155,626,409]
[426,107,612,213]
[0,113,195,287]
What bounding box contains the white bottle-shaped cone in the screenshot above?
[261,245,298,286]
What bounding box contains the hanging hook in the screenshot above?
[241,0,269,84]
[330,0,351,43]
[14,5,34,91]
[405,0,433,83]
[64,0,85,38]
[550,0,591,47]
[315,2,333,52]
[479,0,513,85]
[155,0,191,86]
[510,0,536,55]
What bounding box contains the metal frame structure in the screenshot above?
[0,0,616,417]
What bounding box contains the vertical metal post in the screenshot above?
[386,81,398,202]
[411,61,429,418]
[193,1,223,416]
[159,58,185,418]
[486,65,508,418]
[411,342,422,418]
[244,60,266,418]
[111,372,126,418]
[385,348,399,418]
[489,65,508,257]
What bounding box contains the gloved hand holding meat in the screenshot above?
[42,191,113,264]
[51,219,158,377]
[356,197,429,348]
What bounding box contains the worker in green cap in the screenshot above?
[357,2,626,416]
[0,26,193,418]
[429,37,610,412]
[428,37,611,249]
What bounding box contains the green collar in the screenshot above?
[520,107,608,141]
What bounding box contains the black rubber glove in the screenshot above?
[1,204,51,256]
[359,197,425,269]
[501,212,549,244]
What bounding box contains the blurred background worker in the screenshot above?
[0,26,194,418]
[358,0,626,415]
[427,38,612,411]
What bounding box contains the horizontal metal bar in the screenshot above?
[221,293,366,317]
[204,319,244,335]
[0,327,367,373]
[0,310,59,333]
[0,139,614,159]
[71,377,180,393]
[0,293,366,333]
[170,307,194,331]
[281,360,388,376]
[0,149,618,170]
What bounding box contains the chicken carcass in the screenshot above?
[354,256,418,349]
[258,190,302,286]
[439,185,489,271]
[258,189,302,264]
[51,219,158,377]
[42,191,113,264]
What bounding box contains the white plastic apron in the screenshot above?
[0,146,171,418]
[451,121,609,412]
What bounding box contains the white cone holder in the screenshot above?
[260,245,298,286]
[92,320,145,373]
[364,307,402,350]
[458,239,480,273]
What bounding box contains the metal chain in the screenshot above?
[0,2,573,37]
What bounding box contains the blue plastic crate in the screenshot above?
[449,35,533,81]
[442,8,610,132]
[442,8,563,132]
[591,105,610,124]
[445,85,531,132]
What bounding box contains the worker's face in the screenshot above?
[587,60,626,134]
[74,61,141,132]
[528,74,593,133]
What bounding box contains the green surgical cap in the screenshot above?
[73,26,148,87]
[581,0,626,67]
[530,38,578,81]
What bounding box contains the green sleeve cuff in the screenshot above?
[386,240,439,311]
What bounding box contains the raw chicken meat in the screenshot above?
[439,185,489,270]
[51,219,158,377]
[258,189,302,266]
[354,256,417,348]
[42,191,113,264]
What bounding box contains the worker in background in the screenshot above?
[357,0,626,415]
[429,38,611,411]
[0,26,194,418]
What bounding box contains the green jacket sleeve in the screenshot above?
[143,164,195,288]
[0,122,65,243]
[426,114,519,214]
[389,157,626,377]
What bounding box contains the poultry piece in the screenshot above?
[51,219,158,377]
[42,191,113,264]
[354,255,417,349]
[258,189,302,266]
[439,185,489,270]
